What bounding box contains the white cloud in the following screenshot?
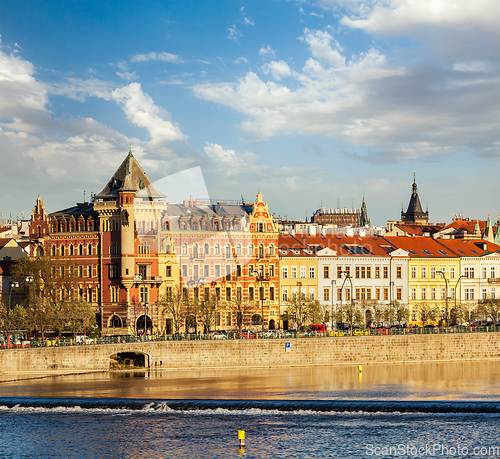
[235,57,249,64]
[203,142,322,180]
[338,0,499,34]
[193,26,500,159]
[262,61,293,80]
[300,28,345,68]
[227,25,242,41]
[131,52,181,63]
[111,83,185,147]
[259,45,276,59]
[0,47,52,132]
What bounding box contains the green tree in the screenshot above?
[61,300,96,338]
[230,298,255,334]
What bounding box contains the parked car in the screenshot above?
[309,324,328,333]
[212,332,228,340]
[352,327,370,336]
[333,330,347,337]
[241,330,256,339]
[76,335,94,344]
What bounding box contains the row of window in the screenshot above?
[50,243,96,257]
[333,265,391,279]
[50,265,95,278]
[181,264,276,279]
[51,220,95,233]
[282,266,315,279]
[180,242,275,258]
[163,285,276,302]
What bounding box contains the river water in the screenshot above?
[1,361,500,458]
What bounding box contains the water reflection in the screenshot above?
[0,360,499,401]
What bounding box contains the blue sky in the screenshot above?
[0,0,499,226]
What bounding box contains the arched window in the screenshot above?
[51,245,56,257]
[269,244,274,256]
[258,244,264,259]
[225,244,231,258]
[192,221,198,231]
[248,244,254,256]
[109,315,122,328]
[181,243,187,255]
[70,222,75,232]
[88,243,92,255]
[69,245,74,256]
[78,244,83,256]
[79,222,84,231]
[60,245,65,256]
[204,243,209,255]
[163,221,170,230]
[203,222,208,231]
[215,243,220,255]
[225,221,230,230]
[193,243,199,258]
[61,222,66,232]
[234,221,240,231]
[236,244,242,255]
[181,221,187,231]
[214,222,219,231]
[88,221,93,231]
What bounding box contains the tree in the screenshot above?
[61,300,96,338]
[158,286,185,334]
[198,294,218,333]
[286,293,319,331]
[230,298,256,334]
[476,299,500,326]
[417,303,439,326]
[10,255,85,339]
[0,301,28,332]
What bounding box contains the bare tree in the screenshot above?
[11,256,86,339]
[286,293,319,331]
[158,286,185,334]
[230,298,256,334]
[198,294,218,334]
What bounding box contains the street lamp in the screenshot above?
[8,281,19,310]
[191,276,206,334]
[251,270,265,336]
[134,273,148,337]
[25,276,36,340]
[438,270,450,328]
[454,274,466,323]
[340,271,354,335]
[330,279,336,332]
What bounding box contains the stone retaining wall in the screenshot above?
[1,333,500,372]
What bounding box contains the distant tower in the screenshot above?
[359,193,370,227]
[401,174,429,225]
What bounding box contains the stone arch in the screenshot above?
[110,351,149,368]
[251,313,262,325]
[136,314,152,335]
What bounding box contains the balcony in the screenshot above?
[487,278,500,283]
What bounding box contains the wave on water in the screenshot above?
[0,397,500,416]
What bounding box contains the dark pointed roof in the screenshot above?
[401,174,428,224]
[95,150,164,200]
[359,194,370,227]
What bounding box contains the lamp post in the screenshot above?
[330,279,336,332]
[454,274,466,323]
[340,271,354,335]
[8,281,19,310]
[438,270,450,328]
[134,273,148,337]
[251,271,265,337]
[192,276,206,334]
[25,276,36,340]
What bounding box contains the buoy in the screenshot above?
[238,430,245,448]
[358,365,362,373]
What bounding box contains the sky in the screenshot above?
[0,0,499,227]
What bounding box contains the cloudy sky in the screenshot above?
[1,0,499,226]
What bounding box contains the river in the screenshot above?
[1,361,500,458]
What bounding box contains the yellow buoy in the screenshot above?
[358,365,362,373]
[238,430,245,448]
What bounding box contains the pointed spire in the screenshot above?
[401,174,429,225]
[485,215,494,241]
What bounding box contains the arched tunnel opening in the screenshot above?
[110,352,149,368]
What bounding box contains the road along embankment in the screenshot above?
[1,333,500,374]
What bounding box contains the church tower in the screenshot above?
[401,174,429,225]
